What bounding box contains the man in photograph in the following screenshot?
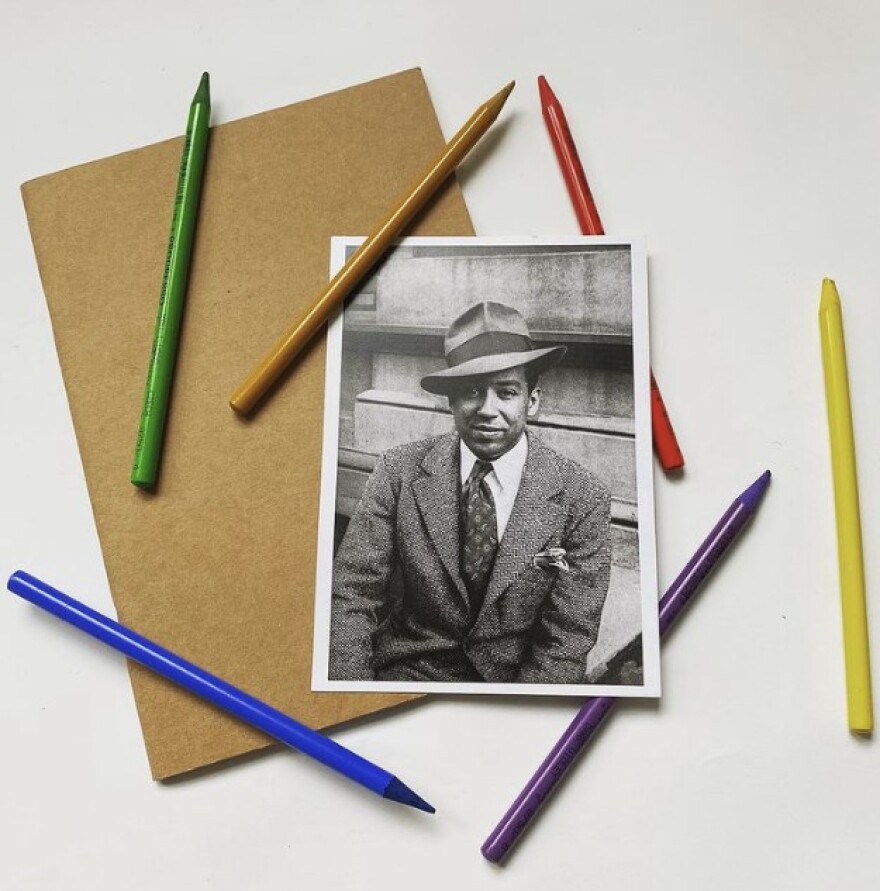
[329,301,611,684]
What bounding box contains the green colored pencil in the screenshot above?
[131,72,211,488]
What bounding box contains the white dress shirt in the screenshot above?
[459,435,528,541]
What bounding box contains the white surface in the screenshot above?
[1,2,878,888]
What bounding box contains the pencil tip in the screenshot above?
[740,470,771,511]
[499,80,515,102]
[537,74,555,105]
[383,777,435,813]
[194,71,210,105]
[482,80,515,120]
[820,277,839,303]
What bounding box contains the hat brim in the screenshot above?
[420,346,566,395]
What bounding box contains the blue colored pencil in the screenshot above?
[7,570,433,813]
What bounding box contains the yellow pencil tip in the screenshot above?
[820,277,840,309]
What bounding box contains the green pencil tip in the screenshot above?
[194,71,210,106]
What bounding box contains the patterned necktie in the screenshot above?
[460,460,498,614]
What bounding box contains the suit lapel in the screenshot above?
[476,434,566,627]
[412,434,471,608]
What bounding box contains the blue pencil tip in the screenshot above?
[383,777,435,813]
[740,469,771,511]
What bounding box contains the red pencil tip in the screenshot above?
[537,74,555,106]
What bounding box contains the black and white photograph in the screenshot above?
[312,236,658,695]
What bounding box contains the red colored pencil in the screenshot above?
[538,75,685,472]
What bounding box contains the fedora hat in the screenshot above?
[420,302,566,395]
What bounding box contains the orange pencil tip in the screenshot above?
[485,81,515,116]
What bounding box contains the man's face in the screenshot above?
[448,366,541,462]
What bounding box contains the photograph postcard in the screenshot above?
[312,236,659,696]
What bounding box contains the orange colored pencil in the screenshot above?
[538,75,685,472]
[231,81,515,415]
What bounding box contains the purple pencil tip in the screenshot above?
[383,777,435,814]
[739,469,771,511]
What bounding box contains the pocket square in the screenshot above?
[532,548,569,572]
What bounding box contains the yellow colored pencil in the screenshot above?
[819,278,873,733]
[229,81,515,415]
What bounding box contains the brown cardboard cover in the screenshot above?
[21,69,474,779]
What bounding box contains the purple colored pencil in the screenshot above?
[481,470,772,864]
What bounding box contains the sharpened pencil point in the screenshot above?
[739,470,771,512]
[820,277,840,312]
[383,777,435,813]
[537,74,555,107]
[194,71,210,106]
[484,80,515,118]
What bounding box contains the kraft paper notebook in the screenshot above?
[21,68,474,780]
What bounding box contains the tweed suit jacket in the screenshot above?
[329,430,612,684]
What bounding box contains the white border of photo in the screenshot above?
[311,235,659,697]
